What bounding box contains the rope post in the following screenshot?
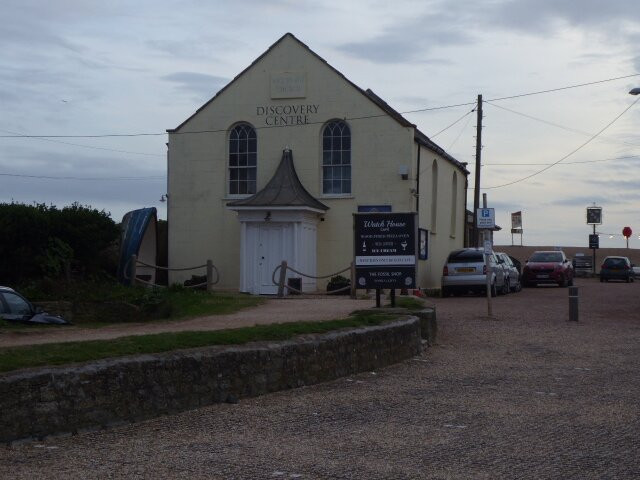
[350,261,356,299]
[206,259,214,293]
[277,260,288,298]
[129,254,137,287]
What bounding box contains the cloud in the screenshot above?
[336,10,473,64]
[162,72,230,101]
[485,0,640,33]
[549,195,611,207]
[585,178,640,191]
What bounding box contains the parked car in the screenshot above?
[572,252,593,277]
[495,252,521,292]
[0,286,70,325]
[442,248,507,297]
[599,256,634,283]
[522,250,574,287]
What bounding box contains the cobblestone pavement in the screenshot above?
[1,278,639,479]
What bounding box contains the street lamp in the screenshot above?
[630,87,640,95]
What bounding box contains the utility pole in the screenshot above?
[472,94,483,247]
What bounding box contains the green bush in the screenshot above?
[0,202,119,284]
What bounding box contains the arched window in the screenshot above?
[450,172,458,237]
[431,160,438,231]
[229,123,257,195]
[322,120,351,195]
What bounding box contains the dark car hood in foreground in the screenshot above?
[5,313,71,326]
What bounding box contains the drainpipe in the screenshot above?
[415,142,421,213]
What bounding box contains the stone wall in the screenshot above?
[0,317,422,443]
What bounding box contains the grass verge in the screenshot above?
[0,312,397,373]
[385,296,428,311]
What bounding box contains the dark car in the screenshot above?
[0,287,70,325]
[522,250,574,287]
[600,256,634,283]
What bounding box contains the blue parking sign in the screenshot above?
[476,208,495,228]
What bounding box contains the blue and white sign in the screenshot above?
[476,208,495,229]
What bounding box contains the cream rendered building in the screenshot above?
[167,33,468,294]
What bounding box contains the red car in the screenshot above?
[522,250,574,287]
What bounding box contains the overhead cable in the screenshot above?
[481,96,640,190]
[1,73,638,139]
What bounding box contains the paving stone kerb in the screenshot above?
[0,316,422,443]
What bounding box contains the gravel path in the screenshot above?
[1,278,639,479]
[0,296,377,348]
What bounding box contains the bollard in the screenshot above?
[568,286,579,322]
[277,260,288,298]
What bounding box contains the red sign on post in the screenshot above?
[622,226,632,238]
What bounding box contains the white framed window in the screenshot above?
[229,123,257,195]
[322,120,351,195]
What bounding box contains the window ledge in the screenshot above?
[430,230,437,235]
[223,195,253,201]
[319,195,354,200]
[450,234,456,239]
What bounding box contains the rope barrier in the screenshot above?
[284,264,351,279]
[134,277,166,288]
[134,276,209,289]
[125,255,220,288]
[271,262,353,296]
[135,259,208,271]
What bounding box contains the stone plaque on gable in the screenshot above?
[271,72,306,99]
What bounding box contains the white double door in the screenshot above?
[257,223,291,295]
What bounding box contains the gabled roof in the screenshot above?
[227,149,329,211]
[168,33,467,175]
[365,89,469,174]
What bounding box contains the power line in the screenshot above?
[0,129,164,157]
[448,112,475,150]
[430,109,475,138]
[480,96,640,190]
[483,154,640,166]
[485,73,640,102]
[0,173,165,181]
[1,73,638,139]
[484,102,640,149]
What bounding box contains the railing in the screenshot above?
[124,254,220,291]
[271,260,356,298]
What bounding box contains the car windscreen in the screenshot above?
[603,258,627,268]
[447,250,483,263]
[529,252,562,262]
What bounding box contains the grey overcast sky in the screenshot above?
[1,0,640,248]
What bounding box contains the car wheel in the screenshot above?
[514,279,522,292]
[442,286,451,297]
[502,278,510,295]
[626,275,631,283]
[559,276,567,288]
[600,276,604,283]
[568,276,574,287]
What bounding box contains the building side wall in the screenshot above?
[415,144,466,288]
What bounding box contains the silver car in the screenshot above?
[495,252,521,292]
[442,248,507,297]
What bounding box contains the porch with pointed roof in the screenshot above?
[227,149,329,213]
